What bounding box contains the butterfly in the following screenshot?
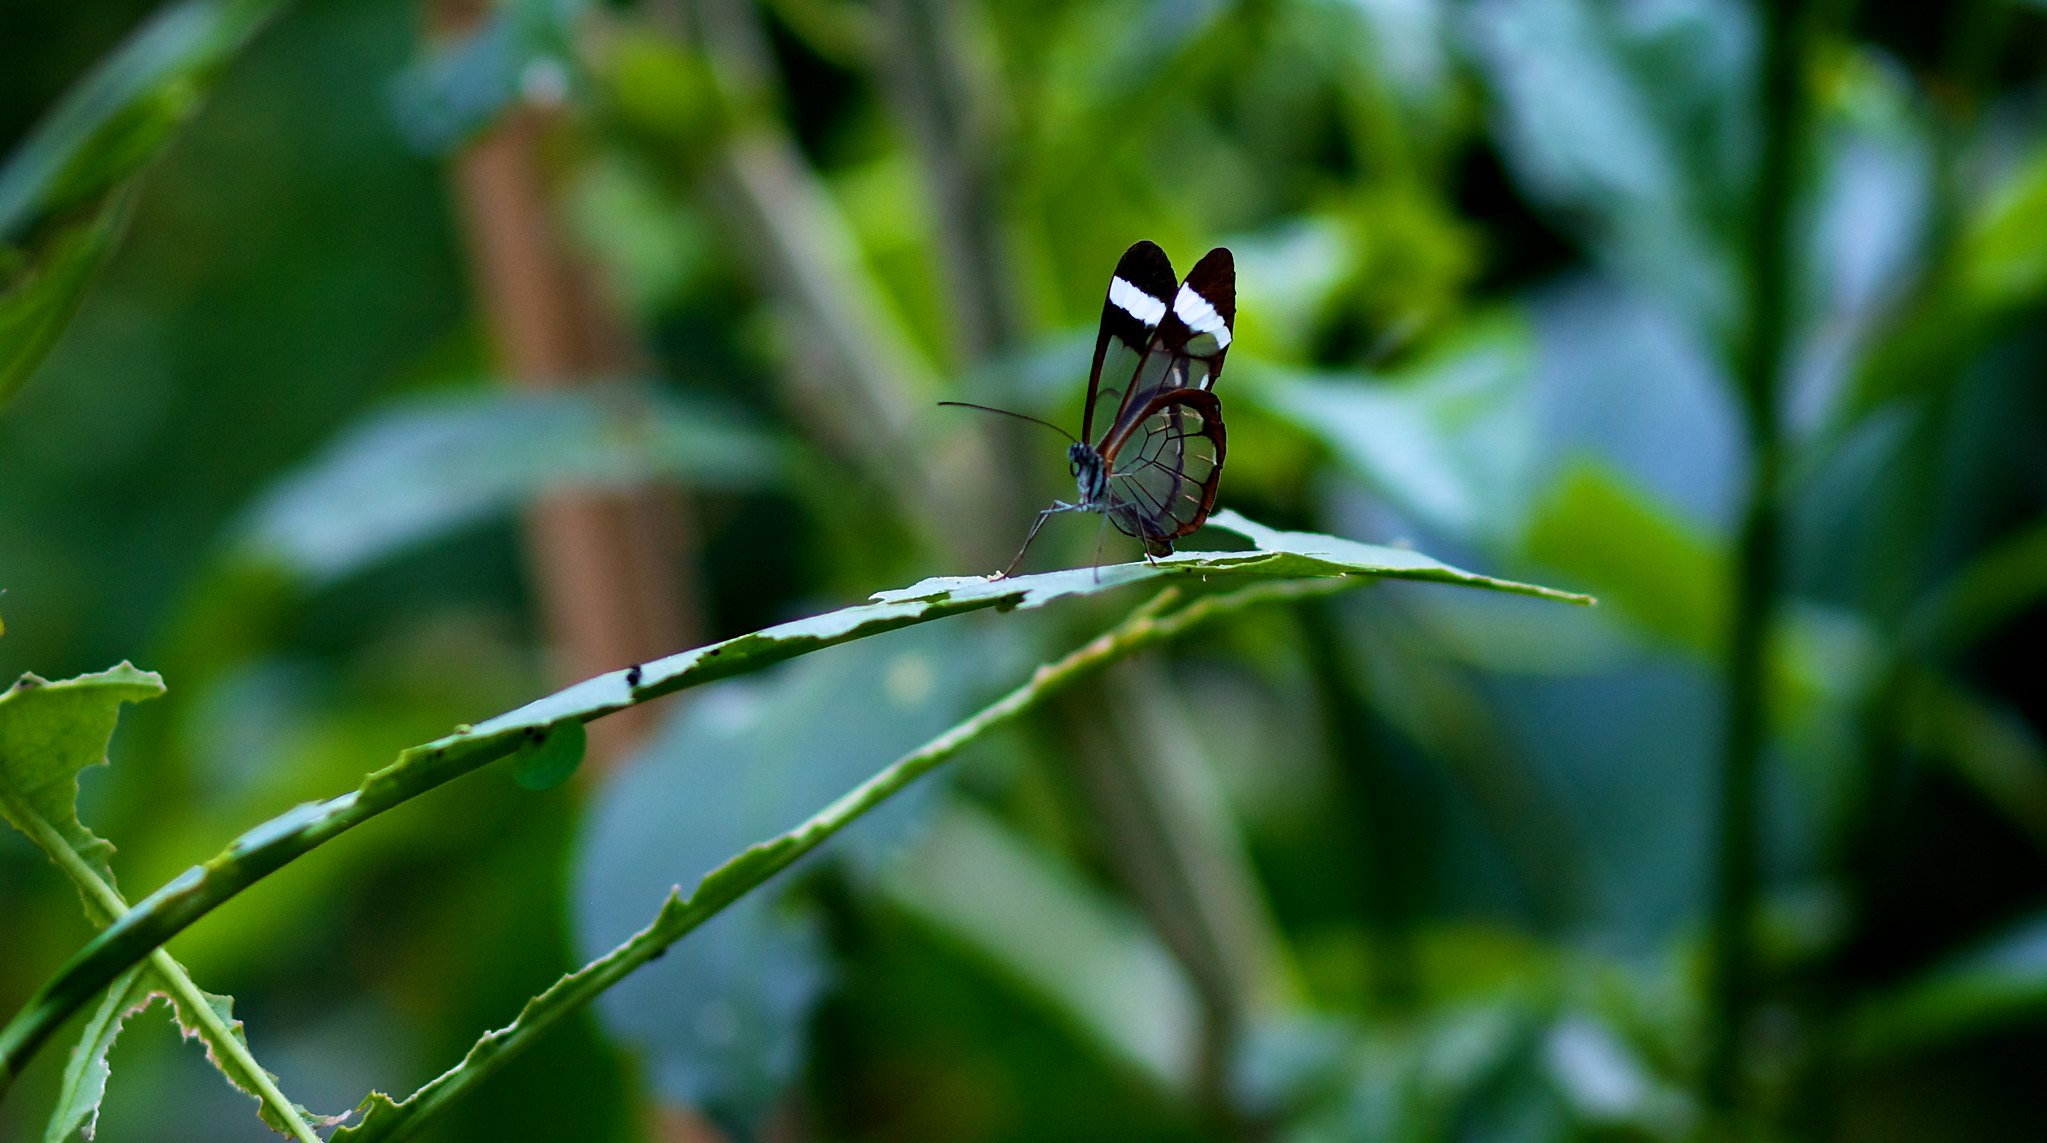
[944,240,1235,577]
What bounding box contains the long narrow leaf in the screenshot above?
[0,512,1589,1092]
[337,579,1327,1140]
[0,0,289,402]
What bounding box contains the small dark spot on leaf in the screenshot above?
[706,647,723,657]
[625,665,643,687]
[649,946,667,961]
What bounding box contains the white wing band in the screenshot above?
[1110,276,1167,327]
[1173,286,1230,347]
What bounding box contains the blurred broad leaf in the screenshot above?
[1253,317,1537,549]
[389,0,590,154]
[1461,0,1750,336]
[879,799,1199,1094]
[1850,911,2047,1060]
[0,0,287,404]
[237,384,784,584]
[1541,1014,1695,1135]
[0,198,129,406]
[1960,146,2047,313]
[1521,276,1742,532]
[1901,671,2047,854]
[574,622,1020,1129]
[1228,216,1359,361]
[1523,461,1725,654]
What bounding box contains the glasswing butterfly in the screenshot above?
[944,240,1235,577]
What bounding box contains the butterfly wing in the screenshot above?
[1096,246,1235,450]
[1099,388,1226,556]
[1082,241,1179,445]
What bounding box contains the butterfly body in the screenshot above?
[1051,436,1172,560]
[1069,441,1107,503]
[944,240,1235,575]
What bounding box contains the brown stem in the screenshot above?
[436,11,702,764]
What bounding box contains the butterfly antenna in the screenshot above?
[938,401,1079,444]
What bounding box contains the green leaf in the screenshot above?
[335,579,1321,1142]
[1523,462,1721,652]
[1849,912,2047,1060]
[237,385,784,583]
[0,665,329,1140]
[575,623,1018,1125]
[43,965,154,1143]
[332,542,1583,1140]
[510,719,586,792]
[1,514,1587,1092]
[0,671,160,1142]
[872,511,1595,611]
[389,0,591,154]
[0,0,288,403]
[1959,147,2047,312]
[1900,516,2047,659]
[879,800,1198,1093]
[1253,321,1536,548]
[329,542,1583,1139]
[1463,0,1747,335]
[0,0,285,235]
[0,663,165,910]
[0,198,128,405]
[1900,670,2047,853]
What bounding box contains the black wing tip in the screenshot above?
[1114,240,1178,292]
[1186,247,1236,323]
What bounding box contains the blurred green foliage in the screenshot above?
[4,0,2047,1140]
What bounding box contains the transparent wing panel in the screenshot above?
[1104,393,1223,550]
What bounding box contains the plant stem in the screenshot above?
[1703,0,1810,1112]
[433,0,703,762]
[1297,601,1419,1010]
[874,0,1020,362]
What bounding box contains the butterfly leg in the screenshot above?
[1089,510,1114,583]
[997,504,1068,579]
